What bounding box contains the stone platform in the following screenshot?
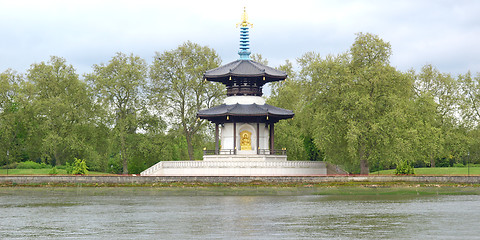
[140,159,343,176]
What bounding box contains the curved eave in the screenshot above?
[197,103,294,123]
[204,59,287,83]
[205,75,285,84]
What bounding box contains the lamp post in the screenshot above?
[6,150,9,175]
[467,152,470,176]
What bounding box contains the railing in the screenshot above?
[258,149,287,155]
[203,149,235,155]
[203,149,287,155]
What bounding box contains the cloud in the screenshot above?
[0,0,479,77]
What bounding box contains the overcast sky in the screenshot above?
[1,0,479,78]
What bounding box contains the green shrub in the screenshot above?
[16,161,48,169]
[49,167,58,175]
[71,158,88,175]
[65,162,73,174]
[453,163,465,167]
[107,155,123,174]
[1,162,18,169]
[395,160,415,175]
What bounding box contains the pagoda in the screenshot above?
[140,8,339,176]
[198,8,294,160]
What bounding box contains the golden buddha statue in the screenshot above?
[240,130,252,150]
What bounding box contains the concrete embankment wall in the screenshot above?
[1,175,480,184]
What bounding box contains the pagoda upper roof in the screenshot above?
[198,103,294,123]
[204,59,287,84]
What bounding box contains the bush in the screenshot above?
[16,161,48,169]
[453,163,465,168]
[395,160,415,175]
[66,162,73,174]
[71,158,88,175]
[49,167,58,175]
[56,165,67,170]
[1,162,18,169]
[107,155,123,174]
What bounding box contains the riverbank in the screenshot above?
[1,175,480,185]
[0,175,479,196]
[1,182,480,196]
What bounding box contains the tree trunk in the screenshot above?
[186,133,194,161]
[430,156,435,168]
[54,151,60,166]
[359,144,369,175]
[120,133,128,174]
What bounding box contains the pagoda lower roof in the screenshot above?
[198,103,294,123]
[204,59,287,83]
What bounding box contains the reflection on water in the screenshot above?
[1,188,480,239]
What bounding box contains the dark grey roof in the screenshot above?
[198,103,294,123]
[204,59,287,82]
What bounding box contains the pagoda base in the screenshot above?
[203,154,287,162]
[140,159,332,176]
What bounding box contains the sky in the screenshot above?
[1,0,480,78]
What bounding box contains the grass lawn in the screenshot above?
[0,168,109,175]
[371,166,480,175]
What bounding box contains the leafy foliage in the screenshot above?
[16,161,48,169]
[86,53,148,174]
[49,167,58,175]
[394,161,415,175]
[0,37,479,175]
[71,158,88,175]
[269,33,477,174]
[149,42,223,160]
[303,136,323,161]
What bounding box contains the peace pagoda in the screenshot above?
[141,8,339,176]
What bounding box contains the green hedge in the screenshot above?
[16,161,49,169]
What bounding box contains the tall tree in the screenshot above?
[458,72,480,165]
[0,70,23,165]
[86,53,148,174]
[268,60,312,160]
[298,33,414,174]
[459,72,480,126]
[414,65,462,167]
[26,56,93,166]
[149,41,223,160]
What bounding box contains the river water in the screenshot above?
[1,188,479,239]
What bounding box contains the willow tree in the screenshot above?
[268,60,314,161]
[149,41,223,160]
[301,33,415,174]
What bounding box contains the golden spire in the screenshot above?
[236,7,253,28]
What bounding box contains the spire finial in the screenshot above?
[237,7,253,28]
[237,7,252,60]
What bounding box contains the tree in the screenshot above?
[268,60,312,160]
[149,41,223,160]
[297,33,415,174]
[414,65,462,167]
[86,53,148,174]
[25,56,94,166]
[0,70,24,165]
[459,72,480,165]
[459,71,480,126]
